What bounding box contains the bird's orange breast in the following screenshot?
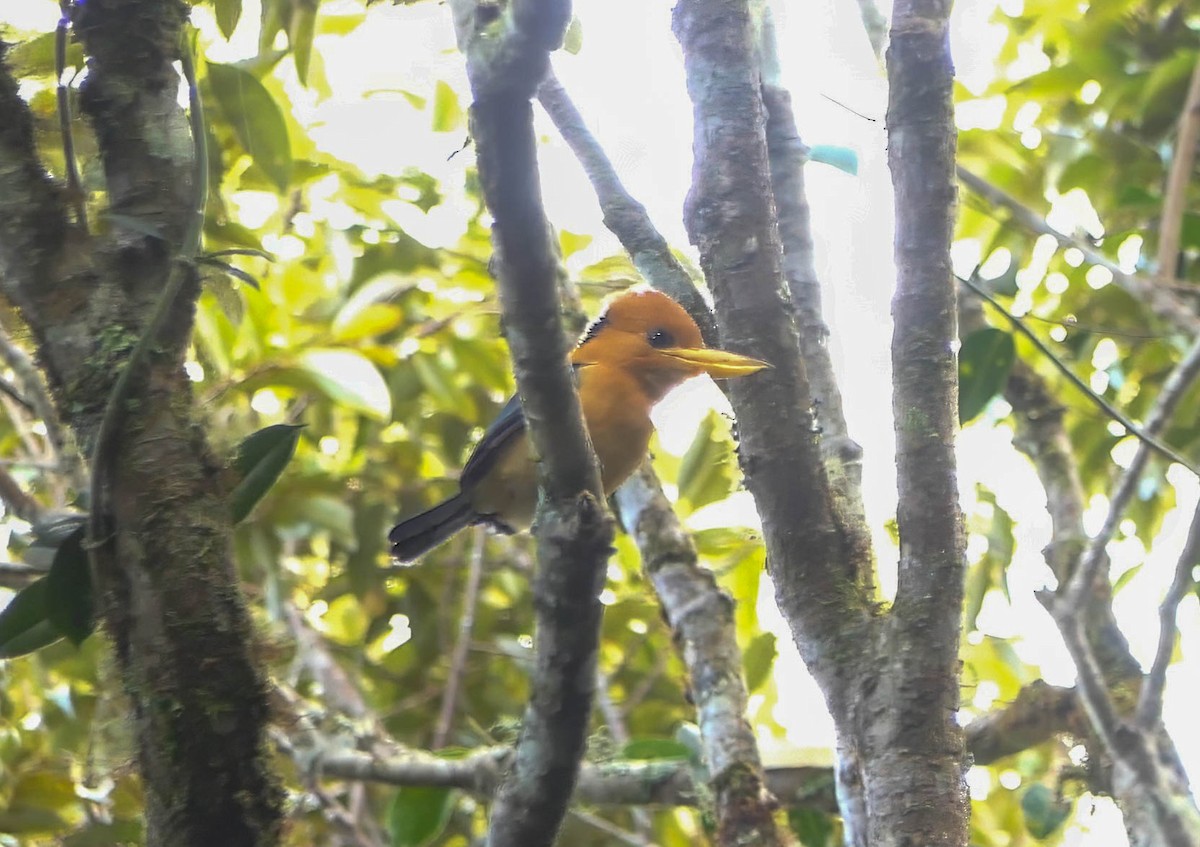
[466,364,655,531]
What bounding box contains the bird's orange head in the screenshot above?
[570,289,769,400]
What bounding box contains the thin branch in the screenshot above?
[57,3,87,229]
[433,527,486,748]
[0,329,87,492]
[0,561,50,589]
[535,73,714,341]
[957,165,1200,337]
[961,276,1200,475]
[758,9,874,592]
[1156,56,1200,282]
[1062,331,1200,613]
[1136,498,1200,727]
[450,4,613,846]
[569,809,656,847]
[280,675,1094,816]
[615,465,784,847]
[850,0,888,59]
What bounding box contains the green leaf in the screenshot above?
[288,0,318,86]
[562,17,584,54]
[788,807,835,847]
[431,80,464,133]
[809,145,859,176]
[678,411,736,510]
[0,578,63,659]
[206,62,293,192]
[214,0,243,40]
[743,632,777,693]
[387,786,454,847]
[62,820,145,847]
[958,328,1016,424]
[298,349,393,420]
[44,526,92,646]
[231,424,304,523]
[622,738,692,760]
[1021,784,1071,839]
[5,32,83,78]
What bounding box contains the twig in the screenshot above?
[758,8,874,588]
[0,329,86,492]
[569,808,656,847]
[433,527,486,748]
[1062,331,1200,613]
[536,73,714,341]
[0,560,50,589]
[1156,56,1200,282]
[957,165,1200,337]
[1136,498,1200,727]
[593,666,658,839]
[850,0,888,59]
[960,275,1200,475]
[56,2,87,229]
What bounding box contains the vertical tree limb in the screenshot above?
[851,0,970,843]
[673,0,869,696]
[448,3,614,845]
[3,4,284,844]
[757,8,874,590]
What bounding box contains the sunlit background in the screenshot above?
[2,0,1197,843]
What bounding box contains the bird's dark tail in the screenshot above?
[389,493,475,562]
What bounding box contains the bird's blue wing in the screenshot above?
[459,366,584,490]
[460,392,527,490]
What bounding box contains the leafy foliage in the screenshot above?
[0,0,1194,843]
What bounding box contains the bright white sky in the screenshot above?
[2,0,1197,842]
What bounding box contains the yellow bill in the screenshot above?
[660,347,771,378]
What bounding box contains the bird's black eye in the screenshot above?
[647,328,675,349]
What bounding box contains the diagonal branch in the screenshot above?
[1135,498,1200,727]
[962,276,1199,475]
[536,72,715,341]
[450,3,613,846]
[957,165,1200,336]
[1059,332,1200,615]
[1156,56,1200,282]
[758,7,874,590]
[615,466,784,847]
[433,527,486,748]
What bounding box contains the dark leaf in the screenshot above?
[621,737,692,760]
[0,578,62,659]
[214,0,243,40]
[743,631,777,693]
[231,424,304,523]
[45,526,93,646]
[789,807,835,846]
[1021,784,1071,838]
[206,62,293,192]
[959,328,1016,424]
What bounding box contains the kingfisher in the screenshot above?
[389,288,768,560]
